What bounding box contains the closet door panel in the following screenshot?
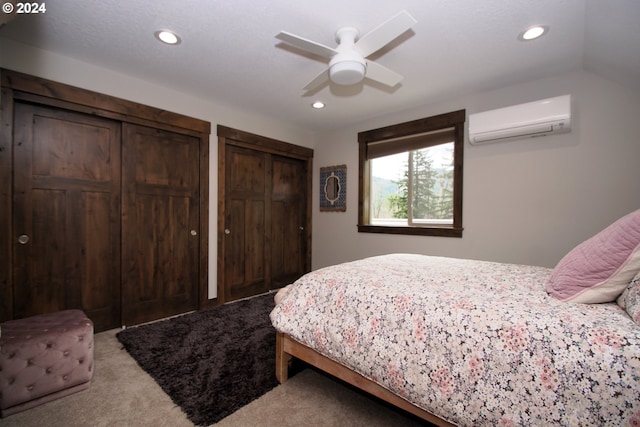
[81,192,114,310]
[223,145,269,301]
[121,124,199,326]
[135,194,194,294]
[12,103,121,331]
[270,155,306,287]
[18,189,66,314]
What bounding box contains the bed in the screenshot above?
[270,210,640,426]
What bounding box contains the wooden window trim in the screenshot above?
[358,110,465,237]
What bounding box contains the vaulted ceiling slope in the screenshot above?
[1,0,638,131]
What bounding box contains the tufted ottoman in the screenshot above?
[0,309,94,417]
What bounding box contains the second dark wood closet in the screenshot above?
[217,126,313,303]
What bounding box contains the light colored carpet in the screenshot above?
[1,329,426,426]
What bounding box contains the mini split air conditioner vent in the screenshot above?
[468,95,572,145]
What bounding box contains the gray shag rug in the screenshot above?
[116,293,282,426]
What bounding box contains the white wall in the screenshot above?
[312,70,640,269]
[0,38,317,299]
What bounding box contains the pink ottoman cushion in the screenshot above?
[0,309,94,417]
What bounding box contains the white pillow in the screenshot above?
[617,271,640,325]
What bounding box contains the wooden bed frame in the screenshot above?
[275,332,454,426]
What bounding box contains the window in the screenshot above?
[358,109,465,237]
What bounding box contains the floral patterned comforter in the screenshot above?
[270,254,640,426]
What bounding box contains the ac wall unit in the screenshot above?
[468,95,571,145]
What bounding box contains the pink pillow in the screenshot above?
[546,209,640,303]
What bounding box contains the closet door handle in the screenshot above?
[224,229,231,235]
[18,234,30,244]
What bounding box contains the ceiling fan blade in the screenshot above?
[276,31,338,59]
[355,10,417,58]
[364,60,404,87]
[303,68,330,92]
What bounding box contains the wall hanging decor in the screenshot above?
[320,164,346,212]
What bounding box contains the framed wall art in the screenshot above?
[319,164,346,212]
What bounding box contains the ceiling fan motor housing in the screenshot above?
[329,27,366,85]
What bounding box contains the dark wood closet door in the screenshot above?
[223,144,269,301]
[222,145,308,302]
[12,103,122,331]
[270,155,307,288]
[121,123,200,326]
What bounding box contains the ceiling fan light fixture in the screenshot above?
[329,60,366,85]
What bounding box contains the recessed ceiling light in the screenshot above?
[519,25,548,41]
[155,30,181,45]
[312,101,325,109]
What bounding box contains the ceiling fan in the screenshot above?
[276,10,417,92]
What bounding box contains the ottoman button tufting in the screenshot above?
[0,309,94,417]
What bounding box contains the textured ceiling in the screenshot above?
[1,0,638,132]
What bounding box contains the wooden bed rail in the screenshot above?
[275,332,455,427]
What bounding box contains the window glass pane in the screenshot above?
[409,143,454,225]
[370,152,408,226]
[369,143,453,227]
